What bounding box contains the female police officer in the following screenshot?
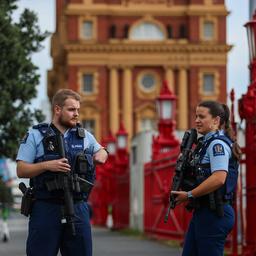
[16,89,108,256]
[172,100,241,256]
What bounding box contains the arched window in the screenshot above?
[130,22,165,40]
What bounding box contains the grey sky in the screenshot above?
[14,0,250,115]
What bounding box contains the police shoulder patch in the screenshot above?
[212,143,225,156]
[20,132,29,144]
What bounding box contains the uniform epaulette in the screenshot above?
[32,123,49,129]
[32,123,50,135]
[209,134,233,148]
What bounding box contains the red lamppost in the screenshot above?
[105,132,116,156]
[153,80,179,155]
[239,11,256,256]
[116,122,128,163]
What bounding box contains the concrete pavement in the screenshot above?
[93,227,182,256]
[0,213,182,255]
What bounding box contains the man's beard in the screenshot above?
[59,116,77,128]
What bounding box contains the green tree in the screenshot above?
[0,0,48,159]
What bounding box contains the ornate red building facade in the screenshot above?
[48,0,230,141]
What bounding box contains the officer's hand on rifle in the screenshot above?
[45,158,71,173]
[171,191,190,205]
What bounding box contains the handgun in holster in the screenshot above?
[19,182,34,217]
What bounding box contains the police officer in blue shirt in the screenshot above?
[16,89,108,256]
[172,101,241,256]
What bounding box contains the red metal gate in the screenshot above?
[112,168,130,229]
[144,146,192,240]
[89,165,109,226]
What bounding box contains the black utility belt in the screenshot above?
[36,198,84,205]
[198,198,232,208]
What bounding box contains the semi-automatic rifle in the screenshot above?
[164,128,197,223]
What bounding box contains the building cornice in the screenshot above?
[65,3,228,17]
[64,42,232,53]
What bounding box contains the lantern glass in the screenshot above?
[156,99,173,119]
[162,100,172,119]
[107,142,116,154]
[247,26,254,62]
[117,135,127,149]
[246,22,256,62]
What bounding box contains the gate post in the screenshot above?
[239,11,256,255]
[112,122,130,229]
[104,132,117,229]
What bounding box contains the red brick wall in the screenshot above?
[188,16,199,42]
[213,0,224,4]
[187,0,204,4]
[56,0,65,31]
[173,0,189,4]
[67,16,78,41]
[68,66,79,91]
[218,16,226,43]
[218,66,227,103]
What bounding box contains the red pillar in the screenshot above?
[239,12,256,255]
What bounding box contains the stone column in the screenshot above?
[123,66,133,140]
[178,68,188,130]
[109,66,119,134]
[165,67,175,93]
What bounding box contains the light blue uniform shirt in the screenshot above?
[16,126,102,163]
[201,130,231,174]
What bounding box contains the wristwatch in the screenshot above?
[187,191,194,199]
[103,147,109,155]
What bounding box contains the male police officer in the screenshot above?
[16,89,108,256]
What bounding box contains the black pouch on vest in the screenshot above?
[74,152,88,175]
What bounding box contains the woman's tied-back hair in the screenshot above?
[198,100,242,160]
[52,89,81,110]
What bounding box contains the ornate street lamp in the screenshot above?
[239,11,256,121]
[239,11,256,255]
[245,12,256,82]
[105,132,116,155]
[116,122,128,150]
[156,81,176,121]
[156,84,176,122]
[153,80,179,154]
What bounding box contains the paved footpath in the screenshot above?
[0,213,182,256]
[93,227,182,256]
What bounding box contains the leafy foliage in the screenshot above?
[0,0,48,159]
